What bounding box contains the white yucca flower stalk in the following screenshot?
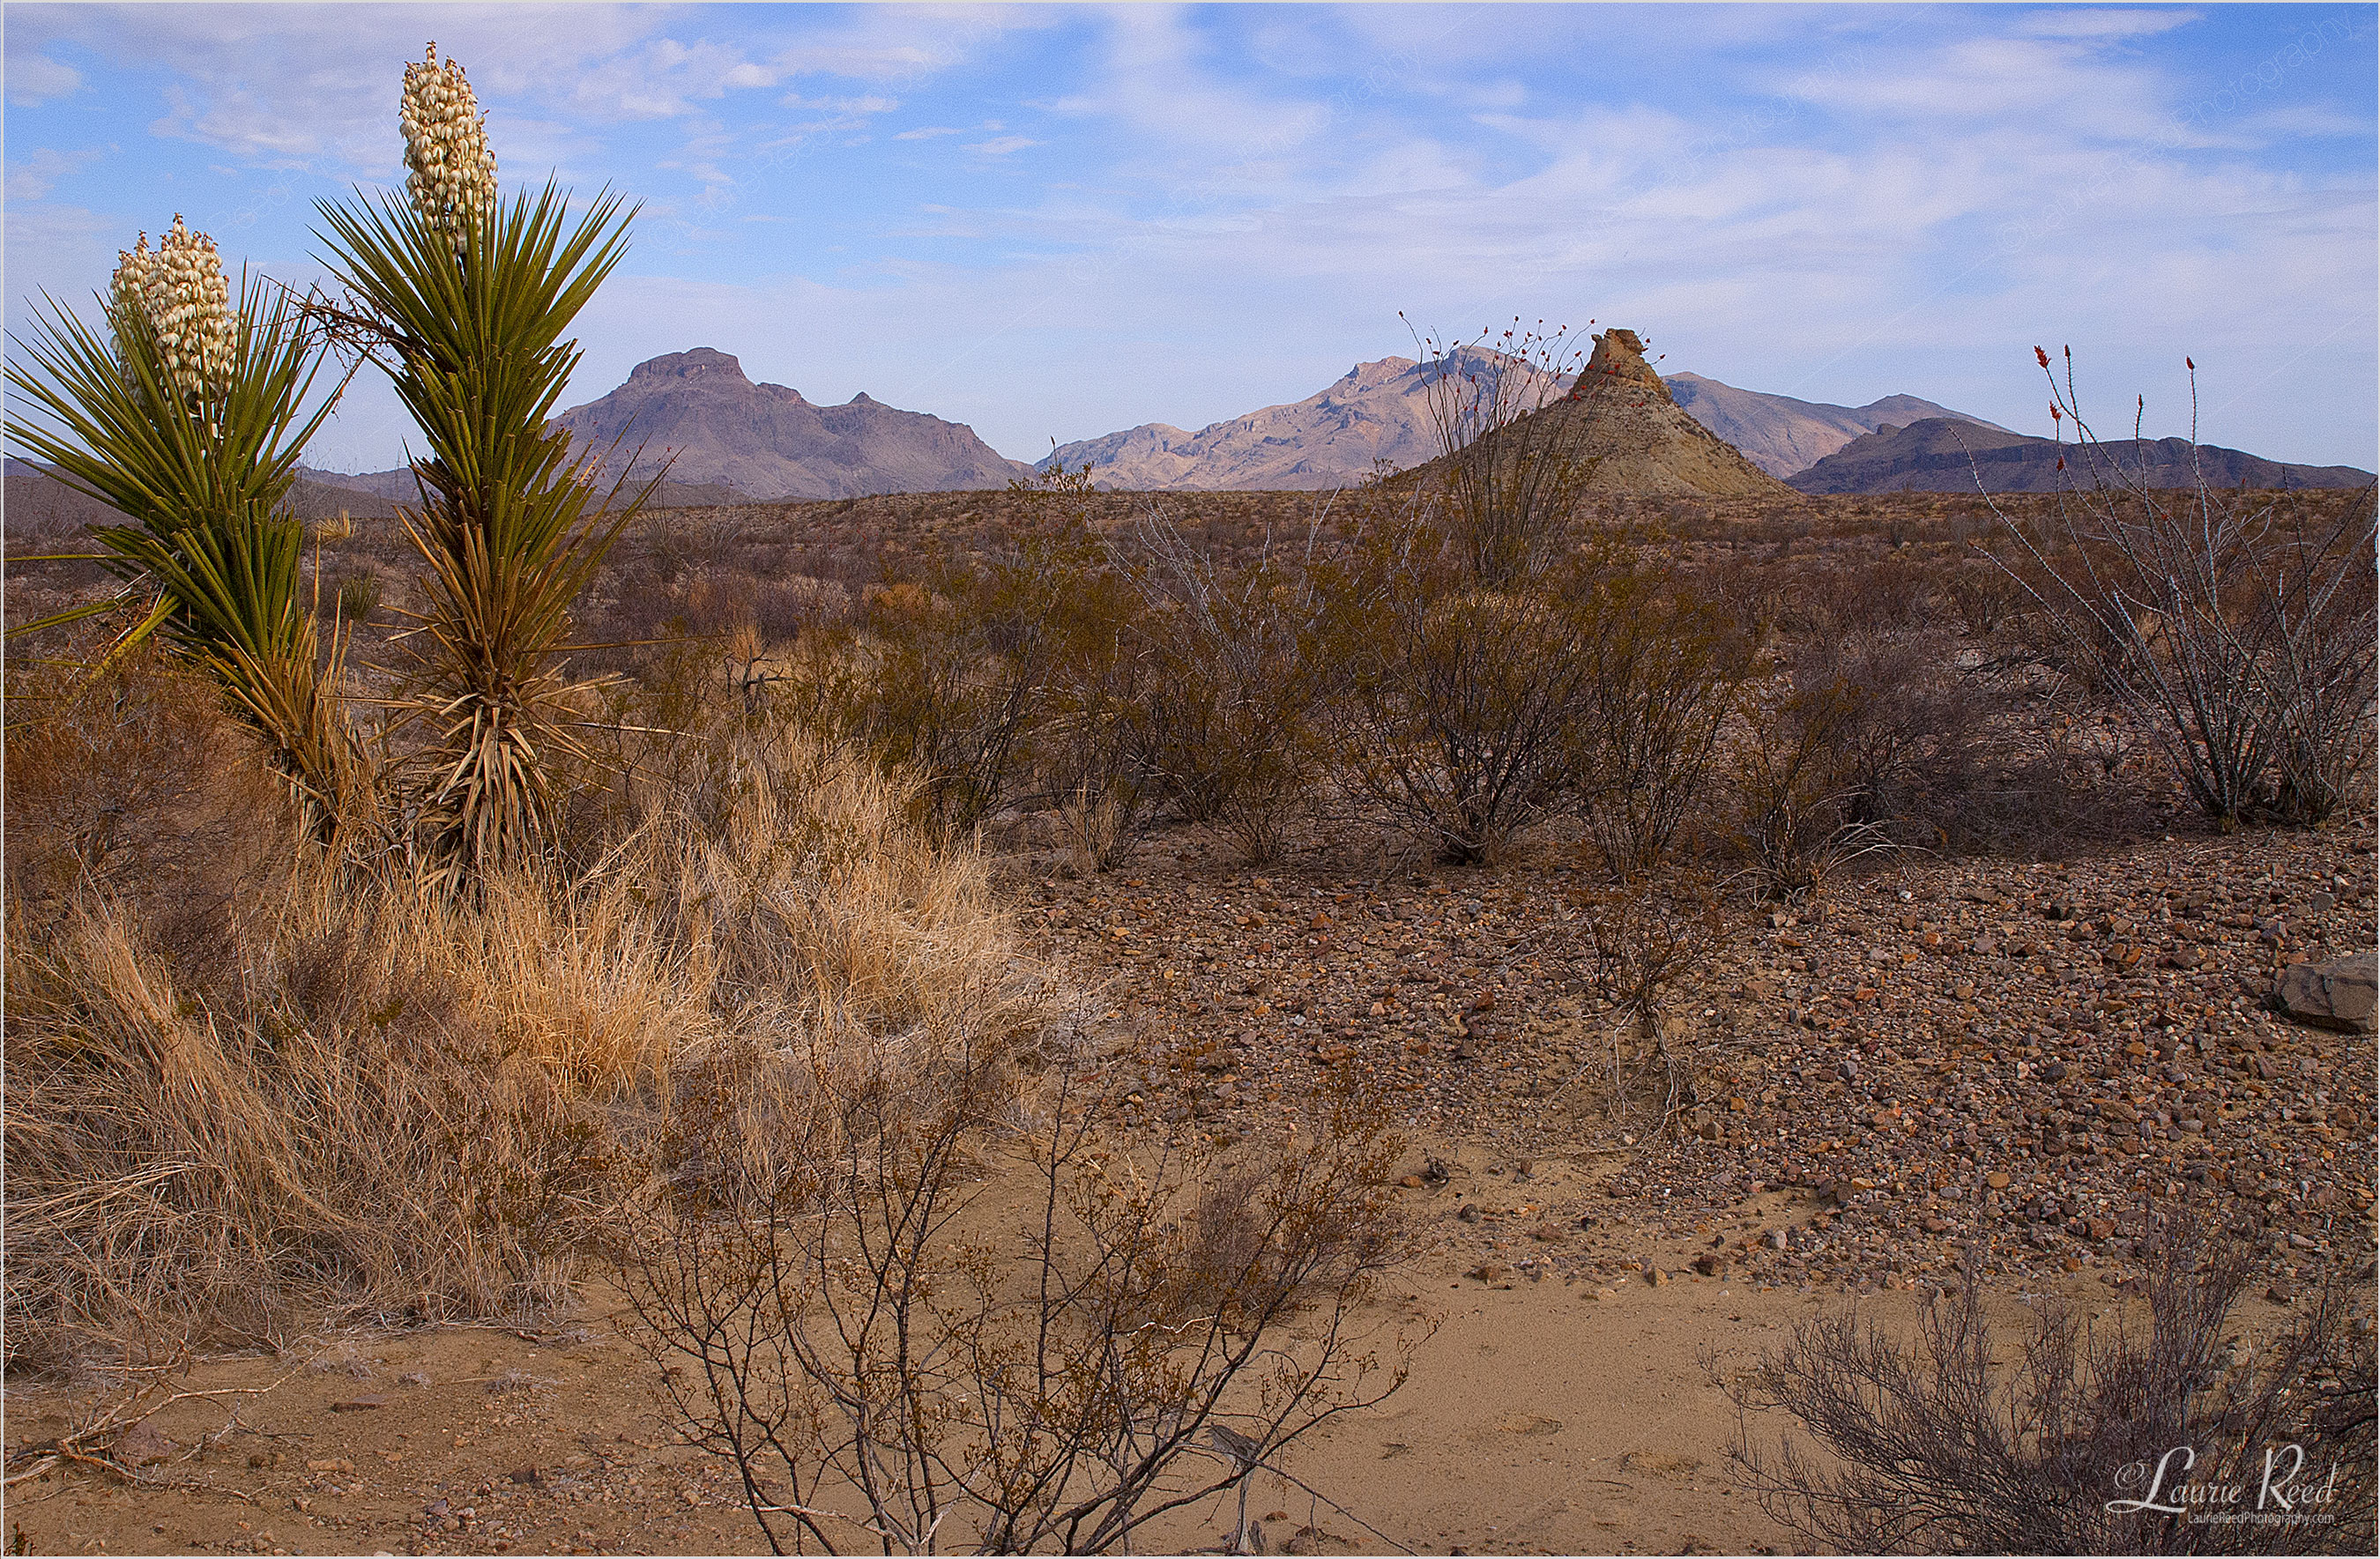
[400,41,498,241]
[110,214,235,406]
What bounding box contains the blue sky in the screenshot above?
[8,3,2376,473]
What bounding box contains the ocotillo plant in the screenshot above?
[6,216,361,845]
[316,43,645,890]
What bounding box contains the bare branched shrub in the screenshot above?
[827,542,1079,836]
[616,1049,1415,1554]
[1731,614,1997,896]
[1118,507,1335,864]
[1327,560,1595,865]
[1727,1217,2377,1554]
[1573,572,1752,877]
[1733,672,1898,900]
[1545,877,1729,1128]
[1030,546,1160,871]
[1987,352,2378,827]
[1405,316,1597,587]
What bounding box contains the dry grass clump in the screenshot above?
[4,654,1036,1374]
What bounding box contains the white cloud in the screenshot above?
[963,136,1038,157]
[2017,8,2202,41]
[896,125,965,140]
[781,93,899,115]
[5,49,83,106]
[6,147,104,203]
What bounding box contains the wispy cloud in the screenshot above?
[7,146,104,203]
[963,135,1038,157]
[5,49,83,107]
[2018,8,2203,41]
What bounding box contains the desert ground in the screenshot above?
[5,485,2375,1557]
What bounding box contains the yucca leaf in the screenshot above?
[5,265,364,844]
[316,178,643,887]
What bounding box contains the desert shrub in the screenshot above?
[1119,509,1336,863]
[1727,1217,2377,1554]
[617,1044,1413,1555]
[1731,620,1994,895]
[1572,571,1753,877]
[819,535,1092,836]
[1988,353,2378,827]
[1324,531,1603,865]
[4,628,298,984]
[1407,318,1598,587]
[1028,543,1163,870]
[332,569,383,621]
[1782,553,1939,641]
[1543,875,1732,1129]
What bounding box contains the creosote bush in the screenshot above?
[617,1047,1415,1554]
[1726,1214,2377,1555]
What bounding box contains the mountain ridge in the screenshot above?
[547,347,1032,501]
[1789,418,2376,494]
[1037,353,2006,491]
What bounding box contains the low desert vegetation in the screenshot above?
[4,36,2375,1554]
[1726,1213,2377,1554]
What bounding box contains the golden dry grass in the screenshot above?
[4,662,1042,1371]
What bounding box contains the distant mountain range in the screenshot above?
[1789,419,2375,494]
[300,349,1030,505]
[1040,353,2004,491]
[1662,374,2006,479]
[5,455,399,533]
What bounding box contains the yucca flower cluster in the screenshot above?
[110,215,235,405]
[400,41,498,241]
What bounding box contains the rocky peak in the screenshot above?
[626,347,762,390]
[1579,328,1667,397]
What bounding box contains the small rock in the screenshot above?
[329,1394,387,1413]
[1986,1171,2011,1190]
[1644,1264,1670,1288]
[111,1418,176,1467]
[1466,1261,1506,1282]
[1457,1203,1482,1223]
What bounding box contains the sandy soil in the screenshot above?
[9,1164,2298,1559]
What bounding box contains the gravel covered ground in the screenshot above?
[1017,816,2378,1301]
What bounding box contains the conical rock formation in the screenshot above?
[1555,329,1794,498]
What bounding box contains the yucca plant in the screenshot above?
[314,43,647,891]
[5,219,361,845]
